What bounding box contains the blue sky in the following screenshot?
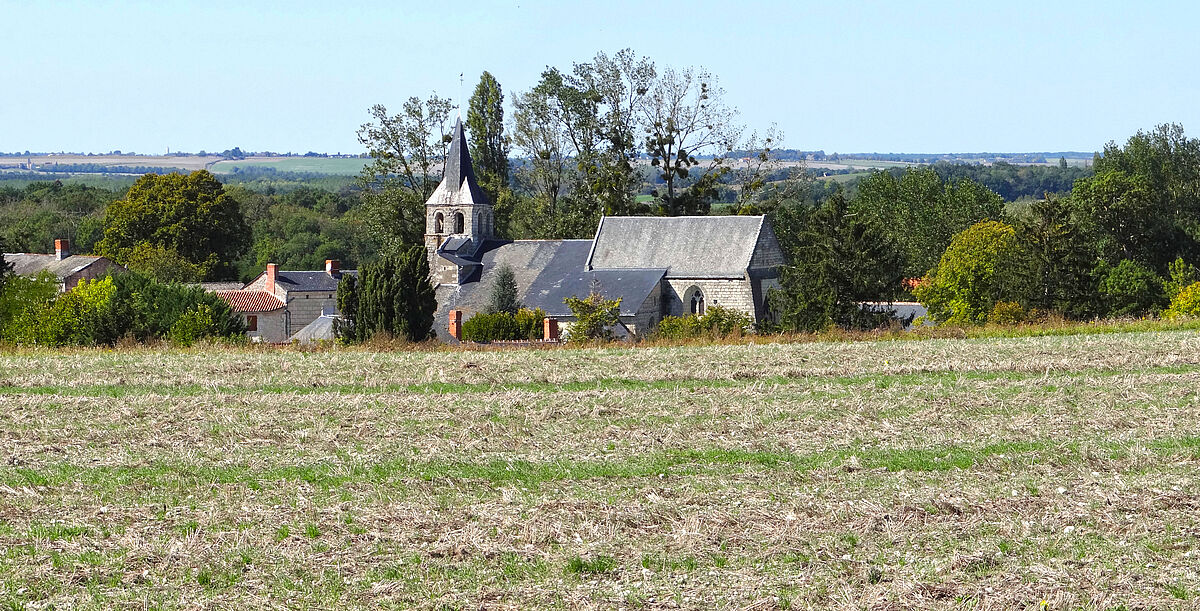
[3,1,1197,154]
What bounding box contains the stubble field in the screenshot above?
[2,331,1200,609]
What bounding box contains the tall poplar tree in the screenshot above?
[467,72,510,203]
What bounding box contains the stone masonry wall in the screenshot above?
[625,283,664,337]
[662,278,757,321]
[284,293,336,337]
[244,310,287,343]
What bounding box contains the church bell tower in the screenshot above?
[424,117,495,283]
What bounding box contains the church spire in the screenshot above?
[427,117,490,209]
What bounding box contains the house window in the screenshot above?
[689,289,706,316]
[434,211,444,233]
[453,211,465,233]
[246,315,258,332]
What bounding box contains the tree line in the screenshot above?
[770,124,1200,331]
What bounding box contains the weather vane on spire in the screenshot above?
[458,72,464,118]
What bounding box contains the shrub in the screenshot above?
[461,308,546,342]
[8,277,117,346]
[1097,259,1166,317]
[914,220,1020,325]
[1165,282,1200,319]
[988,301,1026,325]
[513,308,546,339]
[1164,257,1199,300]
[1,271,245,346]
[168,304,221,347]
[655,305,753,340]
[564,293,622,342]
[107,272,245,342]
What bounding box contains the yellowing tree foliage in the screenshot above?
[914,220,1020,324]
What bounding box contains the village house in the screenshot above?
[426,119,785,341]
[2,239,125,291]
[239,259,355,340]
[213,289,287,343]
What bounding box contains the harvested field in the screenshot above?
[1,331,1199,609]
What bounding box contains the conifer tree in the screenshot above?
[487,264,520,315]
[335,246,435,342]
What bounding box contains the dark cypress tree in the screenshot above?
[338,245,435,343]
[335,273,358,341]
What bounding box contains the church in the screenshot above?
[425,119,786,341]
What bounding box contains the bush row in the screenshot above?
[461,308,546,343]
[0,271,245,347]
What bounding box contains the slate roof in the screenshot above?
[433,239,666,341]
[257,270,357,293]
[586,215,768,278]
[215,290,285,313]
[424,118,490,209]
[3,253,112,280]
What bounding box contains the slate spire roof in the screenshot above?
[426,118,490,208]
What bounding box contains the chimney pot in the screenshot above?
[54,238,70,260]
[326,259,340,277]
[266,263,278,294]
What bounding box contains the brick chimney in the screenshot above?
[448,310,463,341]
[266,263,278,294]
[543,317,559,341]
[54,238,70,260]
[325,259,340,277]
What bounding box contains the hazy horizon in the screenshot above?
[3,1,1197,155]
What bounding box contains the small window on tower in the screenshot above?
[434,212,444,233]
[454,211,465,233]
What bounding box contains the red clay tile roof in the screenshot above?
[215,290,285,313]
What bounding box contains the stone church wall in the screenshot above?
[662,277,758,320]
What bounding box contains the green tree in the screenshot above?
[487,264,520,314]
[1010,195,1101,318]
[467,71,510,204]
[96,170,249,280]
[570,49,656,217]
[0,236,12,288]
[914,220,1021,324]
[769,191,907,332]
[1096,259,1166,316]
[1070,124,1200,273]
[511,69,586,219]
[357,95,454,250]
[850,168,1004,277]
[336,245,435,343]
[563,292,621,342]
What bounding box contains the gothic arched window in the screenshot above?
[434,212,444,233]
[453,211,465,234]
[689,288,706,316]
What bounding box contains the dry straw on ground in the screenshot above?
[1,330,1199,609]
